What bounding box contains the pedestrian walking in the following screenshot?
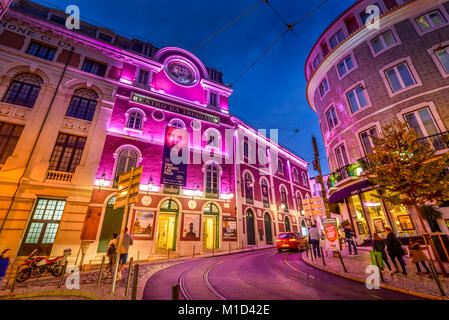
[107,233,118,277]
[116,227,134,280]
[372,233,392,271]
[385,227,407,275]
[344,224,358,255]
[0,249,11,290]
[408,238,431,275]
[308,225,321,258]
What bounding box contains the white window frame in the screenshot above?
[355,121,382,158]
[312,53,322,70]
[325,104,340,132]
[204,162,221,196]
[344,80,372,116]
[336,53,358,80]
[318,76,330,99]
[368,28,401,57]
[428,41,449,79]
[379,57,422,97]
[207,90,220,108]
[396,102,446,137]
[333,141,350,171]
[329,28,346,50]
[124,108,146,134]
[301,171,308,187]
[411,7,449,36]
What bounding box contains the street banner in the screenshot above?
[223,216,237,240]
[161,126,188,186]
[323,217,340,251]
[114,166,143,209]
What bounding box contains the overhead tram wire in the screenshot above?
[192,0,265,52]
[229,0,332,88]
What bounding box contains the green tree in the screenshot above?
[364,121,449,233]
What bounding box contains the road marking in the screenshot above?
[284,254,316,279]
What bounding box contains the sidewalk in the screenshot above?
[0,244,275,300]
[302,246,449,300]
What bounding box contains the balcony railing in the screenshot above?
[416,131,449,151]
[46,170,73,183]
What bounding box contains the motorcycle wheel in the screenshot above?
[16,268,32,282]
[51,264,63,277]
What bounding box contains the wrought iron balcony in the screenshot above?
[416,131,449,151]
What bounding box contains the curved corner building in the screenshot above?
[305,0,449,241]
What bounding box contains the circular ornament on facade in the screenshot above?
[165,60,197,86]
[188,200,197,210]
[278,213,282,221]
[152,109,165,121]
[141,195,152,206]
[256,209,262,218]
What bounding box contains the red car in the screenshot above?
[276,232,308,252]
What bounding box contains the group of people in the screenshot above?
[308,222,432,276]
[106,227,134,280]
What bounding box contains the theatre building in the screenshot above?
[305,0,449,242]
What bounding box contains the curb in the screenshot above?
[0,289,99,300]
[137,246,276,300]
[301,254,448,301]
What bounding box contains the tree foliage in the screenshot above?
[364,121,449,231]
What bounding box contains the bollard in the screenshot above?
[309,245,314,261]
[241,240,244,252]
[229,242,231,253]
[320,247,326,266]
[256,238,258,249]
[131,264,139,300]
[212,245,215,257]
[429,261,446,297]
[137,251,140,263]
[58,260,68,288]
[10,266,20,293]
[172,284,180,300]
[168,249,170,261]
[192,246,195,260]
[305,244,309,258]
[97,255,106,287]
[337,251,347,273]
[125,258,133,297]
[374,253,385,283]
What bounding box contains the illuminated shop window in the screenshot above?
[2,73,43,108]
[66,88,98,121]
[0,122,24,165]
[48,133,86,173]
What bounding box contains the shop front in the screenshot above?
[330,179,419,242]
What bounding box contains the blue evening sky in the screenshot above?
[34,0,356,175]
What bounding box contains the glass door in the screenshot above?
[156,214,177,250]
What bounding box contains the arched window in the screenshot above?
[2,73,43,108]
[292,167,299,182]
[284,216,291,232]
[277,159,284,176]
[280,186,288,212]
[302,171,308,186]
[261,178,270,208]
[205,164,220,198]
[114,148,138,183]
[169,118,185,129]
[296,192,303,213]
[204,203,219,214]
[244,172,254,204]
[66,88,98,121]
[204,128,220,148]
[243,140,249,159]
[127,110,144,130]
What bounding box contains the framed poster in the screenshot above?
[223,216,237,240]
[356,222,366,235]
[373,218,385,233]
[398,215,414,231]
[133,210,154,238]
[182,214,200,240]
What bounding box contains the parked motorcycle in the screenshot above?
[16,248,71,283]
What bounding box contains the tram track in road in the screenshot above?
[178,248,273,300]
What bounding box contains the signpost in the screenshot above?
[111,166,143,293]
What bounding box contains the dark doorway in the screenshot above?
[246,209,256,245]
[264,212,273,244]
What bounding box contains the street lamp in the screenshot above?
[98,169,106,190]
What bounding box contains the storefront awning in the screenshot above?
[328,180,378,204]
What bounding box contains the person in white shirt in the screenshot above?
[116,227,134,280]
[308,225,321,258]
